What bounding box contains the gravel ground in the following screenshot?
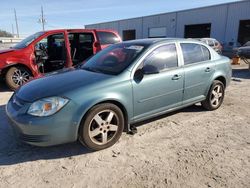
[0,63,249,188]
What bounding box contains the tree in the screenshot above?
[0,29,13,37]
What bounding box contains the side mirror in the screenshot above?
[143,64,160,74]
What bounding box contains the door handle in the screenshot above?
[205,67,211,72]
[172,74,182,80]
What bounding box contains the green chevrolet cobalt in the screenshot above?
[6,39,232,151]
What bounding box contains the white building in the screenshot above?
[85,0,250,45]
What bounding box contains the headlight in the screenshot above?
[27,97,69,117]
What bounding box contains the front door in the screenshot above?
[35,33,67,73]
[132,44,184,121]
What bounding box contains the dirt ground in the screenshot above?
[0,63,249,188]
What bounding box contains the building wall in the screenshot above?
[119,18,143,39]
[175,5,228,42]
[225,0,250,44]
[85,1,250,44]
[142,13,177,38]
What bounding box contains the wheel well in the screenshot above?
[214,76,226,87]
[78,100,129,134]
[1,63,33,78]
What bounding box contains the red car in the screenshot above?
[0,29,121,90]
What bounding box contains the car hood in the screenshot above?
[238,46,250,50]
[0,49,15,54]
[16,68,113,102]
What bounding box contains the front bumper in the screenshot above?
[6,95,79,147]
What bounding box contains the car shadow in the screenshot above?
[0,104,91,166]
[232,68,250,79]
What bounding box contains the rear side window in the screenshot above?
[201,45,211,61]
[181,43,211,65]
[97,31,120,45]
[79,33,94,43]
[143,44,178,73]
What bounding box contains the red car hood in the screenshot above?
[0,49,15,54]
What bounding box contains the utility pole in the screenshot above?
[11,24,14,36]
[38,6,46,31]
[14,8,19,37]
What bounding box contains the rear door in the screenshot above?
[132,43,184,121]
[180,43,215,104]
[67,31,96,65]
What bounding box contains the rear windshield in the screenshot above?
[243,41,250,47]
[97,31,120,45]
[13,31,44,49]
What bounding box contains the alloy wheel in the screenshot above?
[12,69,31,86]
[89,110,119,145]
[210,85,223,107]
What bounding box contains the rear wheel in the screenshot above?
[5,66,32,90]
[201,80,225,110]
[79,103,124,151]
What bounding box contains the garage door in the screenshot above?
[238,20,250,45]
[149,27,167,38]
[184,23,211,38]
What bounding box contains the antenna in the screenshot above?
[14,9,19,37]
[38,6,46,31]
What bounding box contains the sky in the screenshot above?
[0,0,244,37]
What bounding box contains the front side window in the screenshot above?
[143,44,178,73]
[181,43,211,65]
[35,33,65,50]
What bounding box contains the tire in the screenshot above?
[201,80,225,110]
[79,103,124,151]
[5,66,32,90]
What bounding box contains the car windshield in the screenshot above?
[12,31,45,49]
[243,41,250,47]
[81,43,148,75]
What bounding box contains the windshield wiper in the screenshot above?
[81,66,103,73]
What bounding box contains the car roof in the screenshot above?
[39,28,118,33]
[121,38,200,45]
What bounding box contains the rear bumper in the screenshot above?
[6,97,79,147]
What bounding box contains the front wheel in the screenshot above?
[79,103,124,151]
[201,80,225,110]
[5,66,32,90]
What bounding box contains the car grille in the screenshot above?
[19,133,48,143]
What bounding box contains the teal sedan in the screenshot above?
[6,38,232,151]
